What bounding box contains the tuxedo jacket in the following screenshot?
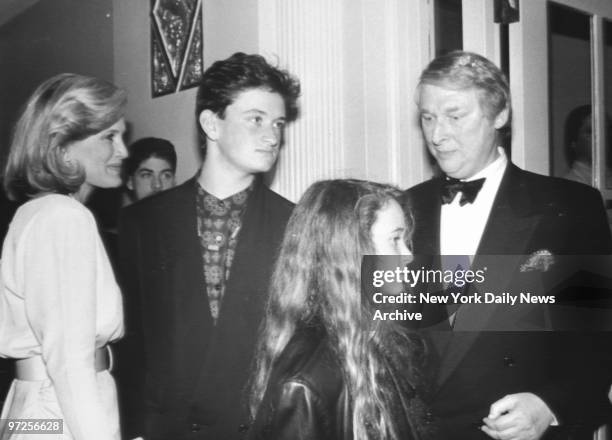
[117,176,293,440]
[403,163,612,439]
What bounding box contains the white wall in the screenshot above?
[258,0,433,202]
[0,0,114,162]
[509,0,550,174]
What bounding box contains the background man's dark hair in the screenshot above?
[564,104,591,165]
[195,52,301,153]
[563,104,612,167]
[124,137,177,178]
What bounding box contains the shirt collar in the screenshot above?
[465,146,508,182]
[195,178,254,203]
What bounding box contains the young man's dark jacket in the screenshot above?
[116,175,293,440]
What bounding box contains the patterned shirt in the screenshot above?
[196,181,252,324]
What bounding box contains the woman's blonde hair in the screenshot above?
[4,73,127,200]
[249,179,423,440]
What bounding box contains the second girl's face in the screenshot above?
[369,199,412,297]
[370,199,411,257]
[66,118,128,190]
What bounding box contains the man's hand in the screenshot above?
[481,393,554,440]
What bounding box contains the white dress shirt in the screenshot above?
[440,147,508,257]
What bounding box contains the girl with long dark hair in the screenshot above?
[248,179,430,440]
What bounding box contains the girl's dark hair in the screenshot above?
[249,179,422,440]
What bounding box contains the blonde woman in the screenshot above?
[0,73,126,439]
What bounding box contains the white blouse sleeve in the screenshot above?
[22,203,114,440]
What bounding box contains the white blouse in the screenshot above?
[0,193,124,439]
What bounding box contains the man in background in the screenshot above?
[124,137,177,203]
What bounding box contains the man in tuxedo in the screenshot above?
[404,51,612,440]
[118,52,299,440]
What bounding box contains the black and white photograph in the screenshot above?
[0,1,612,439]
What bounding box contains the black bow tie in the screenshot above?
[441,177,486,206]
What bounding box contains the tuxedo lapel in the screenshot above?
[476,164,538,256]
[436,164,542,387]
[435,255,525,386]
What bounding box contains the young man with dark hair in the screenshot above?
[118,52,300,440]
[124,137,177,202]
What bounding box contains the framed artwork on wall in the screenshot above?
[150,0,203,97]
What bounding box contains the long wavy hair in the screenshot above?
[4,73,126,201]
[249,179,423,440]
